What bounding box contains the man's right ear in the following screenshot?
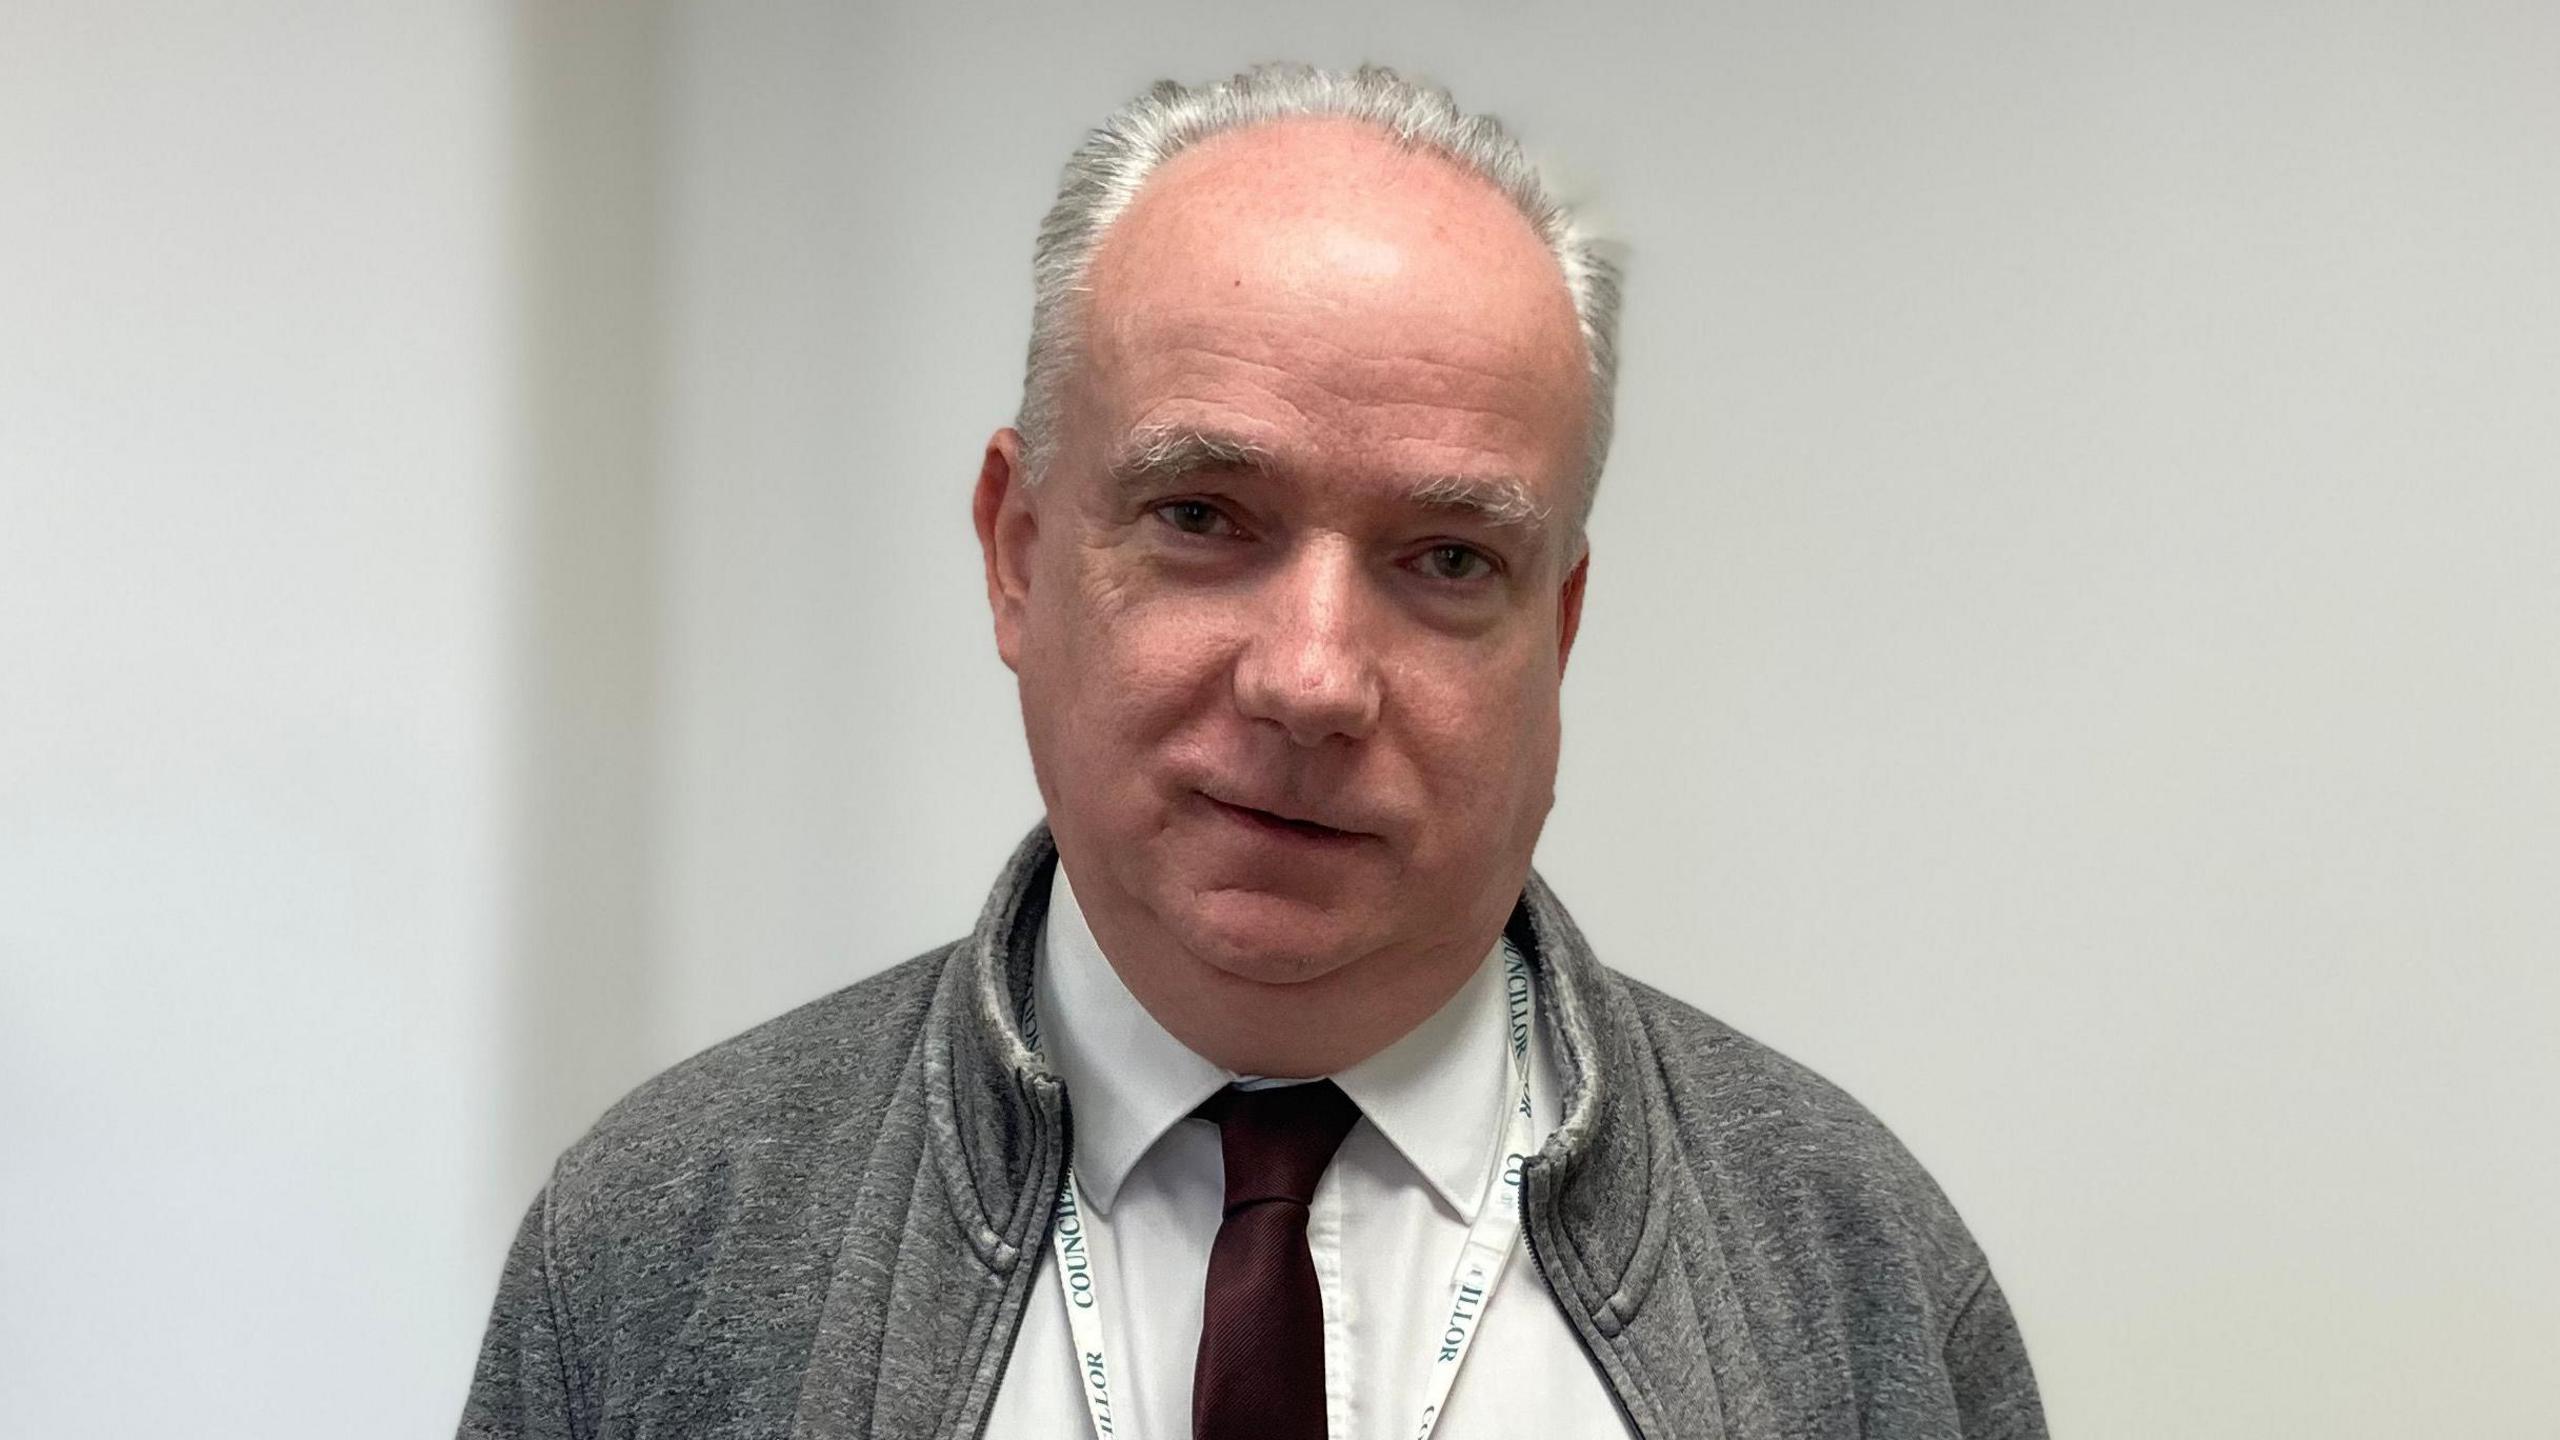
[973,428,1037,673]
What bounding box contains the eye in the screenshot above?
[1153,499,1237,537]
[1415,543,1496,582]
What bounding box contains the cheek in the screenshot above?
[1397,644,1564,825]
[1036,563,1240,758]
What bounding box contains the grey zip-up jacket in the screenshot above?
[461,826,2045,1439]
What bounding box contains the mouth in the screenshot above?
[1199,793,1372,845]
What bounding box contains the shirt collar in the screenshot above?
[1330,934,1516,1222]
[1035,862,1515,1221]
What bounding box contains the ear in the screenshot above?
[973,428,1039,673]
[1555,541,1590,676]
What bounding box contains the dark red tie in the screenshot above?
[1192,1080,1362,1440]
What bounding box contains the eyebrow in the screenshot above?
[1106,424,1274,492]
[1406,472,1553,531]
[1105,422,1553,534]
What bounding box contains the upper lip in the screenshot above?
[1199,788,1378,837]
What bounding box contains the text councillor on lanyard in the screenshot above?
[1023,942,1539,1440]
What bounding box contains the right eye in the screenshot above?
[1153,500,1237,537]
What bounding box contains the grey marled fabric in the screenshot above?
[460,823,2044,1439]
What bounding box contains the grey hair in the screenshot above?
[1015,62,1624,525]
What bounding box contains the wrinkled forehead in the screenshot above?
[1074,119,1591,475]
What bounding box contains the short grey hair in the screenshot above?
[1015,62,1624,525]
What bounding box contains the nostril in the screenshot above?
[1232,629,1385,745]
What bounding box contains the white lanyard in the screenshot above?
[1028,943,1538,1440]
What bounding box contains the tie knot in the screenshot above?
[1198,1080,1361,1213]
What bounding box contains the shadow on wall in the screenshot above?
[501,0,669,1199]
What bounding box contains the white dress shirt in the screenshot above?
[985,866,1633,1440]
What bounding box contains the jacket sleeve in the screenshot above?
[1943,1268,2048,1439]
[458,1187,583,1440]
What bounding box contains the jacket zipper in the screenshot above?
[954,1100,1073,1440]
[1521,1167,1660,1440]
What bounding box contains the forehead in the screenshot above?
[1075,119,1590,494]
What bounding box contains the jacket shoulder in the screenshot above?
[543,942,958,1223]
[1614,973,1990,1300]
[1607,973,2048,1437]
[474,947,975,1434]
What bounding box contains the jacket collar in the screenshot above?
[922,824,1067,1273]
[924,821,1667,1321]
[1027,861,1228,1214]
[1509,863,1673,1336]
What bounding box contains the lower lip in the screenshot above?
[1201,796,1372,849]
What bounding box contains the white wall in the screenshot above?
[4,3,2552,1436]
[0,4,515,1433]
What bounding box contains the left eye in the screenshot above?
[1417,544,1495,581]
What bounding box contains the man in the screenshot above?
[463,64,2044,1440]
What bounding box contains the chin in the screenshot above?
[1161,886,1377,988]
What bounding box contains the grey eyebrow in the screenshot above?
[1107,422,1553,536]
[1105,424,1274,490]
[1407,472,1553,531]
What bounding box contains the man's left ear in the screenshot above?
[1556,544,1590,675]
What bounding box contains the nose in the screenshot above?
[1232,538,1384,746]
